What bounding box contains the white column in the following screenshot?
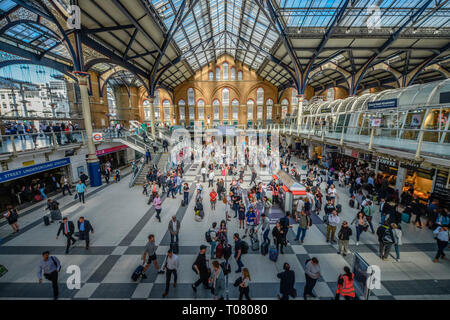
[148,97,156,138]
[395,163,407,192]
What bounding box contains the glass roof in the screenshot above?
[277,0,450,28]
[0,0,17,13]
[152,0,279,71]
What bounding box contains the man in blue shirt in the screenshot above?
[243,206,257,239]
[77,216,94,250]
[75,180,87,204]
[37,251,61,300]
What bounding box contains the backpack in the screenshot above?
[382,228,394,244]
[205,230,212,243]
[240,240,249,254]
[223,243,232,260]
[51,256,61,272]
[305,258,311,267]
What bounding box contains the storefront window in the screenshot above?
[402,108,425,140]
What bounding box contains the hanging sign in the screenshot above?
[368,99,397,110]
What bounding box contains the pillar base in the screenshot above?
[87,161,102,187]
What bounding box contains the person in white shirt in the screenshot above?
[201,167,207,183]
[296,198,305,214]
[326,210,340,243]
[208,170,215,188]
[328,184,337,205]
[161,249,179,297]
[433,225,449,263]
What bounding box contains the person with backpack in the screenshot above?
[304,257,320,300]
[277,262,296,300]
[4,205,19,234]
[376,221,395,261]
[37,251,61,300]
[335,266,355,300]
[337,221,352,256]
[192,245,211,292]
[233,233,244,273]
[294,209,311,244]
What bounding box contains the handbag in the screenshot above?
[233,276,243,287]
[74,193,78,200]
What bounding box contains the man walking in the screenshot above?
[162,249,179,297]
[376,221,395,261]
[250,170,257,187]
[433,225,449,263]
[304,257,320,300]
[337,221,352,256]
[37,251,61,300]
[326,210,340,243]
[168,215,181,244]
[60,175,72,196]
[141,234,164,279]
[75,180,87,204]
[234,233,244,273]
[77,216,94,250]
[56,217,76,254]
[192,245,211,292]
[277,262,296,300]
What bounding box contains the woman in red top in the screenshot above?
[210,189,218,211]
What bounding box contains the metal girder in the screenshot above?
[150,0,201,95]
[0,19,61,42]
[128,51,158,60]
[10,0,80,71]
[83,25,136,34]
[204,0,217,62]
[258,0,301,91]
[352,0,434,95]
[303,0,350,88]
[408,42,450,85]
[111,0,163,55]
[81,34,149,79]
[123,28,138,60]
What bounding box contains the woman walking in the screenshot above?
[4,205,19,234]
[391,223,402,262]
[272,221,286,254]
[238,202,246,229]
[239,268,251,300]
[351,211,368,246]
[211,261,225,300]
[153,193,162,223]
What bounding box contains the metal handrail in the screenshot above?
[129,156,146,188]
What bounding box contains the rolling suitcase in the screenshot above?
[349,198,355,208]
[131,265,144,281]
[215,243,224,259]
[181,199,185,207]
[261,240,269,256]
[43,215,50,226]
[223,243,232,260]
[269,246,278,262]
[401,212,411,223]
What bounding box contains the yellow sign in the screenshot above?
[22,160,35,167]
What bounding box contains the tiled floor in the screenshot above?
[0,153,449,300]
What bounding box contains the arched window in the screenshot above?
[197,99,205,120]
[208,71,214,80]
[213,99,220,120]
[143,99,151,120]
[266,98,273,120]
[326,88,335,101]
[232,99,239,120]
[238,71,243,80]
[230,67,236,80]
[291,88,298,115]
[163,100,170,122]
[281,98,289,120]
[223,63,229,80]
[247,99,254,121]
[187,88,195,106]
[216,67,220,80]
[256,87,264,106]
[178,99,185,120]
[222,88,230,107]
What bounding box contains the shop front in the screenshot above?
[400,163,435,202]
[96,144,129,170]
[0,158,71,211]
[377,157,398,189]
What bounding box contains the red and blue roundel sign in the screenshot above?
[92,132,104,142]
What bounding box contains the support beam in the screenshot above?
[82,25,135,34]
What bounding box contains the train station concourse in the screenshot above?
[0,0,449,304]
